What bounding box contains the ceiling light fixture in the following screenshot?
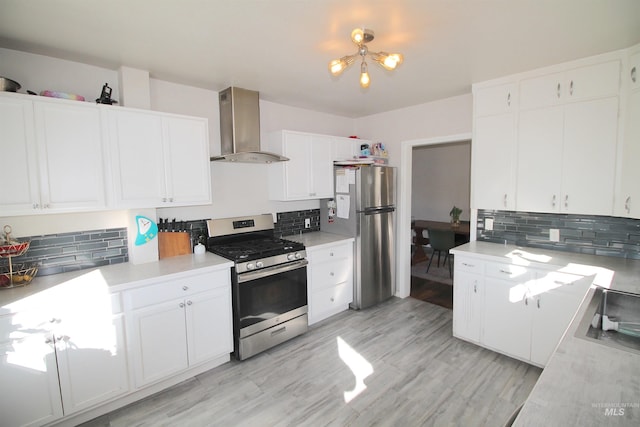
[329,28,403,89]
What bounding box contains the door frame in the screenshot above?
[396,132,473,298]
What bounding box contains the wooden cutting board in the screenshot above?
[158,232,192,259]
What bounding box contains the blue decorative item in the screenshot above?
[135,215,158,246]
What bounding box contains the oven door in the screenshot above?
[236,259,308,337]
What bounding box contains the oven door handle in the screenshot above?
[237,259,309,283]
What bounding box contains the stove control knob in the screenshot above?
[247,263,255,270]
[287,253,295,261]
[295,252,302,259]
[256,261,264,269]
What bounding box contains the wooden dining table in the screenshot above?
[411,220,471,265]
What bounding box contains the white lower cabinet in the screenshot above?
[453,252,592,367]
[0,291,128,427]
[452,257,484,343]
[306,240,354,325]
[125,269,232,388]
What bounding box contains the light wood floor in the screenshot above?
[81,297,541,427]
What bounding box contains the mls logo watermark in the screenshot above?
[592,402,639,417]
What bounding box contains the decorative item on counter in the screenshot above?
[450,206,462,227]
[194,242,206,255]
[134,215,158,246]
[371,142,388,158]
[96,83,118,105]
[360,143,370,156]
[0,225,38,288]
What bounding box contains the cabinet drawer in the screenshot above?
[311,258,352,291]
[454,257,484,275]
[309,242,352,264]
[485,262,531,281]
[126,269,229,309]
[312,281,352,316]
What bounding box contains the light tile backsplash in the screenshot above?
[476,210,640,259]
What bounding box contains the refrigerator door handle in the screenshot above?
[362,206,395,215]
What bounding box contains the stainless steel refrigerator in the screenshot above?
[321,165,396,309]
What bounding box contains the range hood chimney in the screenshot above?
[210,87,288,163]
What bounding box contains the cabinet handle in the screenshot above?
[537,298,541,309]
[554,280,571,286]
[187,300,192,306]
[49,318,59,324]
[503,193,508,208]
[309,193,316,197]
[499,269,511,275]
[329,252,334,256]
[330,297,335,302]
[162,198,167,203]
[169,197,174,203]
[507,92,511,107]
[462,262,475,268]
[330,272,334,276]
[45,337,53,344]
[179,302,185,308]
[564,195,569,208]
[569,80,574,96]
[551,194,556,207]
[625,196,631,213]
[473,283,477,293]
[525,298,529,306]
[632,66,637,83]
[44,203,50,209]
[183,285,189,291]
[33,203,39,209]
[557,83,561,98]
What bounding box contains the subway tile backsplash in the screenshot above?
[275,209,321,237]
[3,228,129,277]
[477,210,640,259]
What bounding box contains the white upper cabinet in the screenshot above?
[0,96,40,214]
[616,49,640,218]
[0,94,107,216]
[472,83,517,210]
[109,108,211,208]
[332,136,364,161]
[473,52,625,216]
[519,60,621,110]
[267,130,334,200]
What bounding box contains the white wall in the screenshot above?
[411,141,471,222]
[354,94,473,168]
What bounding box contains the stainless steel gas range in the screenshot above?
[207,214,308,360]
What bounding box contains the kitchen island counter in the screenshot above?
[452,242,640,426]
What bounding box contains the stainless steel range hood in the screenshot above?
[210,87,288,163]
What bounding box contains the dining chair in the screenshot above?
[426,228,456,278]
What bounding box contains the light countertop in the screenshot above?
[452,241,640,426]
[0,252,232,313]
[286,231,354,249]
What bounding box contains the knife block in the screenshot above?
[158,232,192,259]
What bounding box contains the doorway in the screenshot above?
[395,133,473,300]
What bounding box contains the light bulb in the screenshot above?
[329,59,346,76]
[360,61,370,88]
[351,28,365,44]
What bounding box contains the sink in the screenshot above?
[575,287,640,355]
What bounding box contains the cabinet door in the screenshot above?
[109,109,166,207]
[282,132,313,199]
[630,52,640,91]
[309,134,334,198]
[452,271,483,343]
[519,71,564,110]
[163,116,211,205]
[561,97,618,215]
[56,313,129,414]
[472,113,516,210]
[516,107,564,212]
[0,334,63,427]
[617,89,640,218]
[564,60,621,102]
[332,136,360,161]
[0,96,40,214]
[185,287,232,366]
[129,300,188,387]
[34,101,107,211]
[474,83,516,117]
[482,276,531,361]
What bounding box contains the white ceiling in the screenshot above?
[1,0,639,118]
